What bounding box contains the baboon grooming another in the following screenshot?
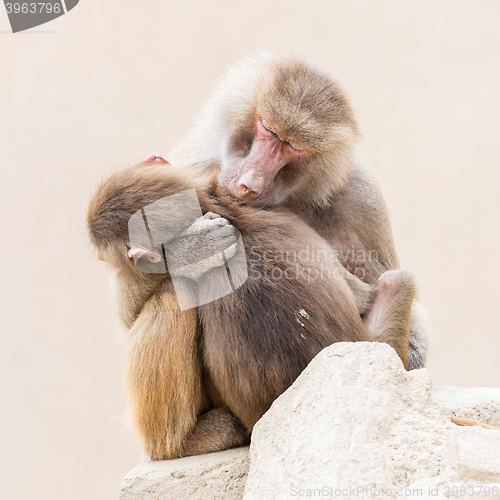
[88,159,416,459]
[168,53,429,370]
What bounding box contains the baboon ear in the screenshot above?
[143,154,170,165]
[128,247,162,263]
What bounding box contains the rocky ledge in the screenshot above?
[120,342,500,500]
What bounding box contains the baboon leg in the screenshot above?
[363,270,417,370]
[407,300,430,370]
[125,284,207,461]
[125,282,248,460]
[179,408,250,457]
[340,265,429,370]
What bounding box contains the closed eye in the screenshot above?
[287,141,303,151]
[262,119,278,136]
[262,119,303,151]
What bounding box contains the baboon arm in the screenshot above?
[337,264,375,315]
[124,282,205,460]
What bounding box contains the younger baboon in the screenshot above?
[88,158,416,459]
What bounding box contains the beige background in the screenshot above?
[1,1,499,499]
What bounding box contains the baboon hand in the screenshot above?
[166,212,238,280]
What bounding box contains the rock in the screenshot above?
[119,446,249,500]
[243,342,500,500]
[119,343,500,500]
[432,385,500,427]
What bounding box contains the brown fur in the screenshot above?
[88,160,412,459]
[168,53,429,370]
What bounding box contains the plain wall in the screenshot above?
[1,1,499,499]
